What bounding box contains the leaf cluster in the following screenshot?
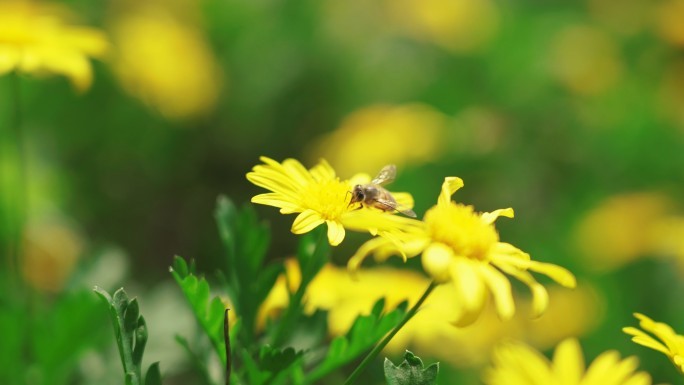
[94,287,161,385]
[171,196,413,384]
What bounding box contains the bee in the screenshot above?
[349,164,417,217]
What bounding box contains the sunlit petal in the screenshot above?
[422,242,454,282]
[438,176,464,207]
[479,264,514,320]
[481,208,515,225]
[552,338,584,385]
[326,220,346,246]
[291,210,325,234]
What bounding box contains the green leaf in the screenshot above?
[296,230,329,287]
[174,335,214,385]
[145,362,162,385]
[304,299,408,384]
[258,345,303,373]
[214,196,280,343]
[384,351,439,385]
[170,256,227,366]
[241,346,305,385]
[94,286,156,385]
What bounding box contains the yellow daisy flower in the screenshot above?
[110,6,222,120]
[624,313,684,374]
[0,0,108,91]
[260,260,599,369]
[246,156,417,246]
[484,338,652,385]
[349,176,576,326]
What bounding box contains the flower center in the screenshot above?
[300,178,352,221]
[424,202,498,260]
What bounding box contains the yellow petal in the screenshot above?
[494,261,549,317]
[247,167,302,198]
[526,261,577,288]
[487,341,554,385]
[421,242,453,283]
[552,338,584,385]
[310,158,336,181]
[491,243,531,261]
[0,49,20,74]
[481,208,515,225]
[622,372,652,385]
[348,172,371,186]
[283,158,313,185]
[347,236,396,273]
[291,210,324,234]
[623,326,669,354]
[598,355,640,385]
[251,192,301,213]
[326,220,346,246]
[479,264,515,320]
[581,351,621,384]
[449,258,486,313]
[438,177,464,207]
[392,192,415,210]
[451,305,486,328]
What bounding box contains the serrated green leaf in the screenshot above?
[174,335,214,385]
[172,256,189,277]
[145,362,162,385]
[371,298,386,317]
[241,346,305,385]
[304,299,407,384]
[258,345,302,373]
[212,197,279,345]
[384,351,439,385]
[95,287,154,385]
[170,256,227,365]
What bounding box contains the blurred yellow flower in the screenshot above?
[658,59,684,128]
[0,0,108,91]
[549,25,622,95]
[257,259,428,333]
[587,0,650,36]
[522,284,603,352]
[349,177,576,326]
[110,6,222,120]
[651,217,684,274]
[388,283,601,368]
[261,261,600,368]
[21,214,84,292]
[574,193,673,271]
[624,313,684,374]
[385,0,499,53]
[484,338,652,385]
[309,104,448,177]
[655,0,684,47]
[246,156,417,246]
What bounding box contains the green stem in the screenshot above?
[271,230,328,347]
[6,72,26,281]
[344,281,438,385]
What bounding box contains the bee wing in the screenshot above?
[374,197,417,218]
[371,164,396,186]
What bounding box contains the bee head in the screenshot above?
[351,185,364,203]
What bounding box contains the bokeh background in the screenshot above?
[2,0,684,384]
